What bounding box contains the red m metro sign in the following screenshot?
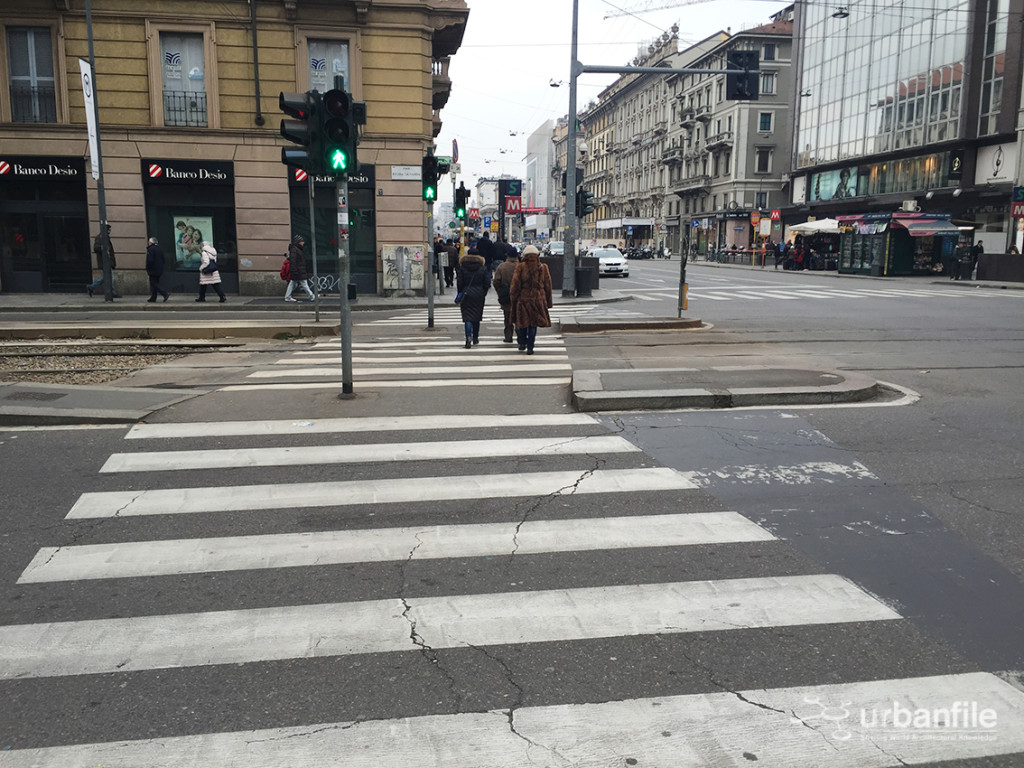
[505,196,522,214]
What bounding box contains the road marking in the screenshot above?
[0,574,897,679]
[127,413,599,440]
[219,377,573,391]
[682,460,878,487]
[66,467,699,519]
[19,511,773,582]
[684,292,732,301]
[246,363,572,378]
[101,435,640,473]
[277,353,569,364]
[5,673,1017,766]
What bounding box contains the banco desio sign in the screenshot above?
[141,159,233,185]
[0,156,85,181]
[287,165,375,190]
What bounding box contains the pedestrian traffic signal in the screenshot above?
[575,188,595,218]
[422,151,438,202]
[725,50,759,101]
[279,91,321,171]
[455,183,468,220]
[321,88,357,174]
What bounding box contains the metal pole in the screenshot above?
[85,0,113,302]
[563,0,581,297]
[426,202,435,328]
[308,174,320,322]
[337,178,353,396]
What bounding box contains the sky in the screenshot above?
[434,0,790,204]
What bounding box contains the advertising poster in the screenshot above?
[173,215,212,269]
[812,168,858,201]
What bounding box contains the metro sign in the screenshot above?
[505,196,522,214]
[770,209,781,221]
[468,207,480,219]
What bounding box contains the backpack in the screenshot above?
[280,256,290,281]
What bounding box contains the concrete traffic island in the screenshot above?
[559,316,704,333]
[572,366,880,412]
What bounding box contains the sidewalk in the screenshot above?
[0,285,895,426]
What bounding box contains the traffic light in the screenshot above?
[562,166,584,194]
[321,88,357,174]
[279,91,321,171]
[455,183,468,220]
[575,188,595,218]
[726,50,759,101]
[422,151,438,202]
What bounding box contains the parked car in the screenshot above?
[545,240,565,256]
[590,247,629,277]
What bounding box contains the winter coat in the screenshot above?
[510,251,552,328]
[491,257,518,307]
[456,253,491,323]
[93,233,116,269]
[145,243,165,277]
[476,235,497,269]
[287,242,309,281]
[198,242,221,285]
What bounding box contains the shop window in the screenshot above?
[6,27,56,123]
[147,22,218,129]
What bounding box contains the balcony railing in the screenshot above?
[661,145,684,165]
[11,84,57,123]
[673,174,712,195]
[680,108,696,127]
[163,90,208,127]
[695,105,712,122]
[705,131,734,149]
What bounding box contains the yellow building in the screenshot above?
[0,0,467,295]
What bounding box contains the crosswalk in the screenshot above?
[5,369,1024,764]
[686,285,1024,302]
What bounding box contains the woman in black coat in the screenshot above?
[456,248,491,348]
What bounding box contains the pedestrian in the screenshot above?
[145,236,170,302]
[510,244,552,355]
[492,246,519,343]
[195,240,226,302]
[970,240,984,279]
[87,224,120,298]
[1007,244,1020,255]
[775,241,786,269]
[477,231,498,271]
[456,246,490,349]
[444,239,459,287]
[284,234,315,302]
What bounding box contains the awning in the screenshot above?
[891,217,961,237]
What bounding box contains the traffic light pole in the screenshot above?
[308,174,320,322]
[563,0,581,298]
[85,0,114,302]
[337,178,353,397]
[426,202,435,329]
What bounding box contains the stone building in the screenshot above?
[0,0,467,295]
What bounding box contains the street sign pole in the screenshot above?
[308,174,320,322]
[83,0,114,302]
[564,0,581,297]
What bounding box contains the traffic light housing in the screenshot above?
[726,50,759,101]
[455,183,468,220]
[575,188,595,218]
[279,91,321,171]
[422,151,438,202]
[321,88,358,174]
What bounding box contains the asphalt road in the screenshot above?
[1,272,1023,766]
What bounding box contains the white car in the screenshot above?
[591,247,629,277]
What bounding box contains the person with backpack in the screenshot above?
[491,247,519,343]
[284,234,315,302]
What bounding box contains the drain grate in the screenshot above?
[4,391,67,402]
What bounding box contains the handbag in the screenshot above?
[455,269,478,305]
[202,259,218,275]
[454,291,463,304]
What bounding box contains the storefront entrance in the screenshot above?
[0,156,90,292]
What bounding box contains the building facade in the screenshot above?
[0,0,467,295]
[789,0,1023,256]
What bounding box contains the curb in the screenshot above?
[560,317,703,333]
[571,367,879,412]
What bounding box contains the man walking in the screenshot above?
[87,224,119,298]
[491,246,519,343]
[145,236,170,302]
[284,234,316,302]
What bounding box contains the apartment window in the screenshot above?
[6,27,56,123]
[756,191,768,209]
[755,148,772,173]
[758,112,773,132]
[159,32,207,127]
[760,72,776,95]
[763,43,776,61]
[309,38,350,92]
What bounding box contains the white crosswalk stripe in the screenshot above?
[685,285,1023,302]
[7,407,1024,764]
